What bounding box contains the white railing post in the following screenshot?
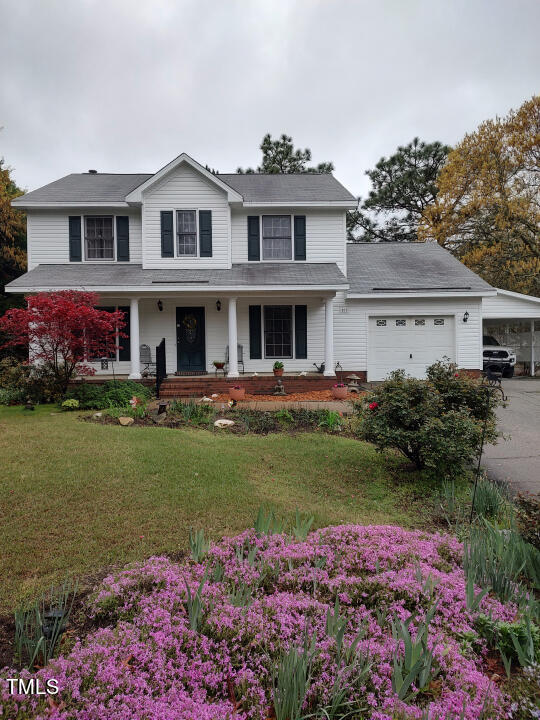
[227,297,239,378]
[324,296,335,376]
[128,297,141,379]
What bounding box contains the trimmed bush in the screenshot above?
[65,380,152,410]
[358,360,502,481]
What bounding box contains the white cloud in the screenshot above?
[1,0,538,197]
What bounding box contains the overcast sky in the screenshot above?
[1,0,539,198]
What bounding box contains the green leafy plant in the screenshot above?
[292,509,314,541]
[273,628,317,720]
[473,478,507,520]
[465,574,489,613]
[189,529,210,562]
[14,578,78,670]
[391,602,439,701]
[184,572,207,632]
[66,380,152,410]
[476,612,540,667]
[210,560,224,583]
[228,580,255,608]
[273,361,284,371]
[318,410,343,432]
[276,408,294,425]
[254,506,285,536]
[463,520,540,607]
[61,398,79,411]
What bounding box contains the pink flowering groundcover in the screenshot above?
[1,525,517,719]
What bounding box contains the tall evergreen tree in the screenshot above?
[349,138,450,242]
[237,133,334,174]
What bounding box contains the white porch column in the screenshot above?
[128,297,141,379]
[227,297,239,378]
[531,319,535,377]
[323,296,335,376]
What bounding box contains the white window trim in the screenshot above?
[262,304,296,360]
[255,214,306,263]
[174,208,199,258]
[82,214,116,263]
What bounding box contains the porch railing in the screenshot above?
[155,338,166,398]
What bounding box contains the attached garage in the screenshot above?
[367,315,455,380]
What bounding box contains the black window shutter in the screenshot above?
[294,215,306,261]
[249,305,262,359]
[295,305,307,359]
[69,216,82,262]
[199,210,212,257]
[160,211,174,257]
[247,216,260,261]
[116,216,130,262]
[118,305,131,361]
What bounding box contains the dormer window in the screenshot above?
[85,216,114,260]
[176,210,197,256]
[262,215,292,260]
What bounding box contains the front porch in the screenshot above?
[91,292,339,381]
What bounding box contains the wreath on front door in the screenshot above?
[183,314,197,344]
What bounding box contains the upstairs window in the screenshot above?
[262,215,292,260]
[177,210,197,256]
[85,216,114,260]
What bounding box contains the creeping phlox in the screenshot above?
[1,526,516,719]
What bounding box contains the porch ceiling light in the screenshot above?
[463,311,469,323]
[216,300,222,312]
[157,300,163,312]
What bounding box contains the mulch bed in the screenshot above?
[206,390,359,402]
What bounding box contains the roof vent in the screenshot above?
[88,169,98,174]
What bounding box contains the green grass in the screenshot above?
[0,405,442,613]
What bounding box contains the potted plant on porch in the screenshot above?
[273,361,284,377]
[229,385,246,401]
[331,382,348,400]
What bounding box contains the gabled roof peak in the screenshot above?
[125,153,243,203]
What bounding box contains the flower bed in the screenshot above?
[1,525,518,719]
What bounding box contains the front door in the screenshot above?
[176,307,206,372]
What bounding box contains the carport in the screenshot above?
[482,289,540,377]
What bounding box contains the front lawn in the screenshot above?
[0,405,449,614]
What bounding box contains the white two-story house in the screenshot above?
[7,152,501,381]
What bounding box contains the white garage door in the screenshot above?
[368,315,455,381]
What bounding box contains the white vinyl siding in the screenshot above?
[26,209,142,270]
[142,163,230,269]
[231,208,347,272]
[333,296,483,373]
[482,292,540,319]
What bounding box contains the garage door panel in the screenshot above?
[368,315,455,381]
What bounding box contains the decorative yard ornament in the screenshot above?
[273,378,287,396]
[346,374,362,394]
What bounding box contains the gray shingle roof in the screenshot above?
[6,263,348,290]
[12,174,153,204]
[13,171,356,205]
[346,242,493,294]
[217,173,356,203]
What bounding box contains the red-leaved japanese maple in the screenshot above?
[0,291,126,394]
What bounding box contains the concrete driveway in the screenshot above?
[482,378,540,495]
